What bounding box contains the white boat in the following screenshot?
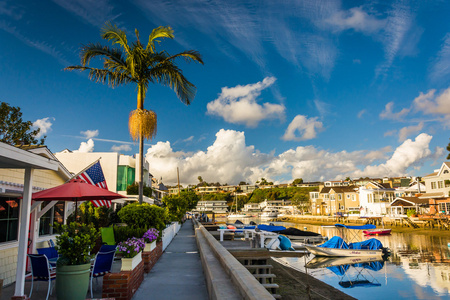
[227,213,251,219]
[261,208,278,218]
[305,224,388,257]
[305,245,384,257]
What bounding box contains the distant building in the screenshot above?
[310,185,359,215]
[359,181,395,216]
[193,200,228,214]
[55,150,154,204]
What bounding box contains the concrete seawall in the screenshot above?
[193,219,274,300]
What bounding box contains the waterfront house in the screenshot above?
[0,143,64,295]
[421,162,450,198]
[310,185,359,215]
[243,202,261,212]
[359,181,395,216]
[389,197,430,217]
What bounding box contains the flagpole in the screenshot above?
[66,157,102,183]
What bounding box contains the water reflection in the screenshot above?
[275,221,450,299]
[306,256,384,289]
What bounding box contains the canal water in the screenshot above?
[275,221,450,299]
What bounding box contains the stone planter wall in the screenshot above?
[102,260,144,300]
[142,241,163,273]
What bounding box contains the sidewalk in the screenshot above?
[133,220,208,300]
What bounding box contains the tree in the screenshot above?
[65,22,203,204]
[0,102,44,146]
[198,176,203,184]
[238,181,248,186]
[291,178,303,185]
[447,139,450,159]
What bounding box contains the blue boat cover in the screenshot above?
[327,264,350,276]
[335,224,376,230]
[317,236,349,249]
[349,238,383,250]
[278,235,295,251]
[257,224,286,232]
[339,280,382,288]
[243,226,256,229]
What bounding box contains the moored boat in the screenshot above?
[305,224,389,257]
[363,228,392,236]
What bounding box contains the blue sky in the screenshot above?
[1,0,450,186]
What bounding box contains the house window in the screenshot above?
[40,201,65,236]
[324,194,329,199]
[338,194,342,201]
[347,195,350,199]
[330,194,335,201]
[352,195,356,201]
[438,181,444,189]
[431,182,437,189]
[0,198,20,243]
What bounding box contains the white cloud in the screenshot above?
[413,88,450,116]
[111,144,132,152]
[32,117,53,139]
[352,133,436,178]
[384,130,397,137]
[430,33,450,83]
[325,7,386,34]
[398,122,424,142]
[379,102,410,120]
[314,99,331,117]
[282,115,323,142]
[183,136,194,143]
[80,129,99,139]
[74,139,94,153]
[357,109,367,119]
[145,129,439,186]
[206,77,285,127]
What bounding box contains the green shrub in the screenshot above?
[117,203,166,232]
[407,209,417,218]
[54,222,99,265]
[126,182,152,197]
[113,226,149,243]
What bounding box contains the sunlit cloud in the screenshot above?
[111,144,132,152]
[282,115,323,142]
[325,6,386,34]
[74,138,94,153]
[398,122,424,142]
[145,129,441,186]
[380,102,410,120]
[80,129,99,139]
[357,109,367,119]
[206,77,285,127]
[32,117,54,139]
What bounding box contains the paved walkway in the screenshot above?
[133,220,209,300]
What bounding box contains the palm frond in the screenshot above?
[77,43,126,67]
[101,22,131,55]
[149,63,196,105]
[146,26,174,53]
[165,50,204,65]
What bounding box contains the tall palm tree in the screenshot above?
[66,22,203,204]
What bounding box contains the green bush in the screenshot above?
[54,222,99,265]
[113,226,149,243]
[407,209,417,218]
[126,182,152,197]
[117,203,166,232]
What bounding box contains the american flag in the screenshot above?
[76,160,111,208]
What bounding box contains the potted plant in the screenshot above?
[117,237,145,271]
[54,222,99,300]
[143,228,159,252]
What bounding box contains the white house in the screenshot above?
[55,150,154,204]
[359,181,395,216]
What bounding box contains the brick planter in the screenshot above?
[142,241,163,273]
[102,260,144,300]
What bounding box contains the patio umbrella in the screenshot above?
[30,178,126,219]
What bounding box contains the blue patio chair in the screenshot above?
[90,250,116,298]
[27,254,56,300]
[37,247,59,266]
[99,244,117,253]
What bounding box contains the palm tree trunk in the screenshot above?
[138,84,144,204]
[139,135,144,204]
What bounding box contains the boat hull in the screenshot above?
[363,229,391,235]
[305,245,383,257]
